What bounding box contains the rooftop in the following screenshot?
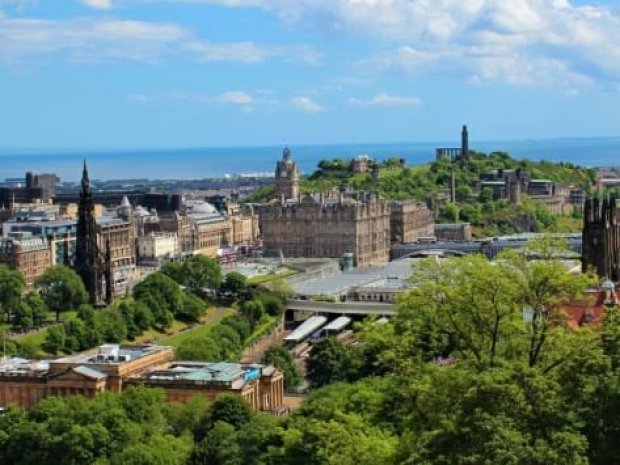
[293,258,419,297]
[54,344,170,366]
[139,362,266,389]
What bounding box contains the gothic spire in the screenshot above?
[81,160,90,190]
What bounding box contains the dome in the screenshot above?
[601,279,615,292]
[191,202,217,214]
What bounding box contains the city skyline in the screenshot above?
[0,0,619,150]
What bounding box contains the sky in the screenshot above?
[0,0,619,150]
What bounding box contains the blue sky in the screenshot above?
[0,0,619,149]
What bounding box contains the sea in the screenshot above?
[1,137,619,182]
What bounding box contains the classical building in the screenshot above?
[583,197,620,281]
[435,125,470,164]
[274,147,300,200]
[0,236,51,286]
[127,361,285,413]
[389,200,435,244]
[0,344,284,414]
[259,190,391,267]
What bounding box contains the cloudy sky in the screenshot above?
[0,0,619,149]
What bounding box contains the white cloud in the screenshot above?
[0,13,319,66]
[0,17,188,64]
[81,0,112,9]
[215,91,254,105]
[195,0,620,89]
[291,96,325,113]
[348,92,422,107]
[184,40,319,65]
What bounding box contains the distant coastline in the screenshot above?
[2,136,619,182]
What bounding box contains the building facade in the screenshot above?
[0,345,284,414]
[583,197,620,281]
[259,191,391,267]
[389,200,435,244]
[0,236,52,286]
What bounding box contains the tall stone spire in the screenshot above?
[75,161,109,305]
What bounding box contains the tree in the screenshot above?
[181,255,222,294]
[96,309,128,343]
[43,325,66,354]
[441,202,460,222]
[36,266,88,321]
[221,272,247,298]
[258,294,285,317]
[190,422,241,465]
[240,300,265,326]
[177,291,207,322]
[263,345,301,388]
[196,394,252,440]
[0,265,25,323]
[306,337,349,388]
[221,314,251,341]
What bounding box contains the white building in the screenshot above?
[137,233,179,264]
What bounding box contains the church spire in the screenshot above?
[81,160,90,190]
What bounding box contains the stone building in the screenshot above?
[0,236,51,286]
[435,125,470,164]
[350,155,373,173]
[128,361,285,413]
[259,190,391,267]
[274,147,300,200]
[389,200,435,244]
[435,223,473,241]
[0,345,284,414]
[25,171,60,202]
[583,197,620,281]
[0,345,174,409]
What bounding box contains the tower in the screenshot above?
[582,196,620,281]
[461,124,469,164]
[75,161,113,306]
[274,147,299,201]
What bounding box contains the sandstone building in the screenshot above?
[0,344,284,414]
[259,190,391,267]
[389,200,435,243]
[583,197,620,281]
[0,236,51,287]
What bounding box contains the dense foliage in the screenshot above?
[41,261,211,355]
[7,247,620,465]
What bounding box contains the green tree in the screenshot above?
[36,266,88,321]
[240,300,265,326]
[43,325,67,354]
[0,265,25,323]
[195,394,252,440]
[221,272,247,297]
[263,345,301,388]
[306,337,349,388]
[190,422,241,465]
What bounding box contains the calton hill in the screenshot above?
[249,150,594,236]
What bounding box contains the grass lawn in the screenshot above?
[159,307,236,349]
